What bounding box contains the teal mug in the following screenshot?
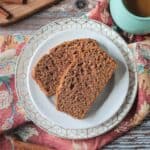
[110,0,150,34]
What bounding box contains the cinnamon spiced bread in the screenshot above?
[32,38,99,96]
[56,46,117,119]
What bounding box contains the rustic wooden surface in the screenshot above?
[0,0,149,149]
[0,0,96,34]
[0,0,59,26]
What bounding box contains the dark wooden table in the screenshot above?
[0,0,149,149]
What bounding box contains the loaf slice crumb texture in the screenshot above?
[56,47,117,119]
[32,38,99,96]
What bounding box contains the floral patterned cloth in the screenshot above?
[0,0,150,150]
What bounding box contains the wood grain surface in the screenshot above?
[0,0,149,149]
[0,0,60,26]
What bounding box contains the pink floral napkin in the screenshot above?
[0,0,150,149]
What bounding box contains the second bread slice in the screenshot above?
[56,46,117,119]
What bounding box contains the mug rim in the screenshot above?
[121,0,150,20]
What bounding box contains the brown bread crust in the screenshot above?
[56,47,117,119]
[32,39,99,96]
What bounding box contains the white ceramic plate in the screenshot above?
[16,17,137,139]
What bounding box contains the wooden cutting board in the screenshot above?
[0,0,60,26]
